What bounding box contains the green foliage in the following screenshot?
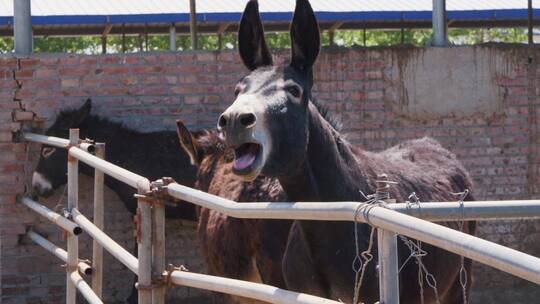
[33,36,101,54]
[0,28,530,54]
[448,28,527,44]
[0,37,14,53]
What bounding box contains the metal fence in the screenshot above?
[18,129,540,304]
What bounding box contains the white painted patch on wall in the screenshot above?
[384,47,517,120]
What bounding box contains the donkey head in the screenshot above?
[218,0,320,181]
[32,99,92,196]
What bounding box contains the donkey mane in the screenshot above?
[310,99,342,132]
[54,107,135,136]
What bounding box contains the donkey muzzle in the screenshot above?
[217,109,257,147]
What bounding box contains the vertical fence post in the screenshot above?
[152,201,166,304]
[377,229,399,303]
[92,143,105,298]
[375,174,400,303]
[137,184,152,303]
[66,129,80,304]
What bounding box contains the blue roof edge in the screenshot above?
[0,9,538,26]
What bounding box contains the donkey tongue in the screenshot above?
[234,153,256,171]
[233,144,259,171]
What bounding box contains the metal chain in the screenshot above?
[451,189,470,304]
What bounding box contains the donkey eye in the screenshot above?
[41,147,56,159]
[234,87,241,97]
[285,86,301,98]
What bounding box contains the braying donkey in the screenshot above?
[216,1,476,303]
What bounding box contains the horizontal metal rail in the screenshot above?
[20,196,82,235]
[69,271,103,304]
[27,230,93,276]
[389,200,540,221]
[68,147,150,192]
[71,208,138,274]
[71,208,338,304]
[167,270,340,304]
[166,183,540,285]
[166,183,540,221]
[23,132,95,153]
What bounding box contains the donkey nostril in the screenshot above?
[218,114,228,129]
[239,113,256,127]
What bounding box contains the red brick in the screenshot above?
[14,69,33,78]
[19,58,40,69]
[60,78,79,88]
[34,69,57,78]
[59,67,90,77]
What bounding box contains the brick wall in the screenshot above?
[1,45,539,303]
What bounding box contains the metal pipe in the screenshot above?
[66,129,79,304]
[388,200,540,221]
[101,36,107,54]
[189,0,198,50]
[432,0,447,46]
[377,229,399,303]
[137,189,152,303]
[69,271,104,304]
[23,132,95,153]
[167,184,540,222]
[91,143,105,298]
[71,208,138,274]
[166,183,540,285]
[13,0,32,55]
[529,0,534,45]
[19,197,82,235]
[27,230,92,276]
[68,147,149,191]
[152,203,166,304]
[167,270,341,304]
[368,207,540,285]
[169,23,176,51]
[122,23,126,53]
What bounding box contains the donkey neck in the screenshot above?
[279,103,369,202]
[77,116,137,176]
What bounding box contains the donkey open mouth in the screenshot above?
[233,142,263,176]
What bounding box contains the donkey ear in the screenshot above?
[176,120,200,166]
[73,98,91,126]
[238,0,273,71]
[290,0,320,73]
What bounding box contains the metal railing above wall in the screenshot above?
[19,130,540,304]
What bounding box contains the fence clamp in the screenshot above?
[160,264,189,288]
[145,177,178,207]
